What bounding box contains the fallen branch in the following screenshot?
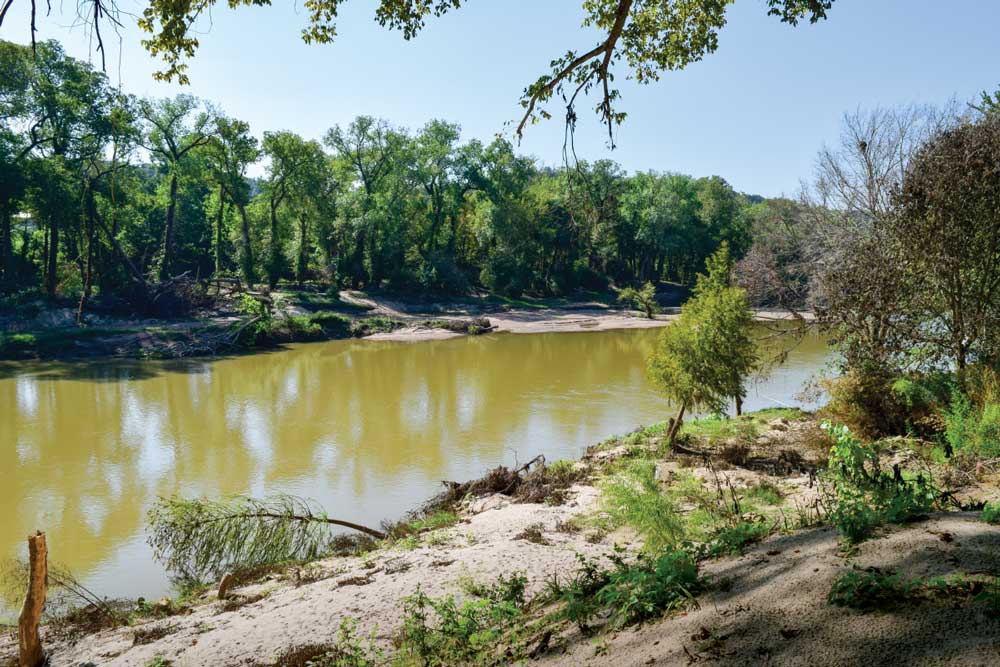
[148,495,385,582]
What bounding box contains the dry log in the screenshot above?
[18,531,47,667]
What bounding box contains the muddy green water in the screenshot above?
[0,327,830,604]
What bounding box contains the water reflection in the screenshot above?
[1,327,829,603]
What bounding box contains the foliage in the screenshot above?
[648,243,758,438]
[819,423,938,543]
[692,521,771,559]
[394,587,524,667]
[944,388,1000,459]
[147,494,375,582]
[601,460,683,553]
[981,502,1000,524]
[1,38,784,309]
[618,282,659,319]
[297,620,386,667]
[561,550,700,631]
[828,570,917,611]
[236,294,273,344]
[829,570,1000,616]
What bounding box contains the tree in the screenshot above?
[618,281,658,319]
[892,112,1000,374]
[261,131,325,287]
[205,115,260,283]
[139,95,213,280]
[2,1,836,140]
[648,243,757,445]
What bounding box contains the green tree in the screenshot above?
[618,281,659,319]
[648,243,757,445]
[139,95,213,280]
[261,131,326,287]
[204,115,260,282]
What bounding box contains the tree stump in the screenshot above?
[217,571,235,601]
[18,531,47,667]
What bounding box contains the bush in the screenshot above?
[820,423,938,543]
[944,390,1000,458]
[601,460,682,553]
[981,502,1000,524]
[395,587,524,667]
[350,316,400,337]
[618,282,659,319]
[561,549,700,630]
[283,315,323,339]
[828,570,916,611]
[693,521,771,559]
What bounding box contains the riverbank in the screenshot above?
[0,287,808,360]
[4,409,998,667]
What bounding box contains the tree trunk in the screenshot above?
[77,188,96,323]
[46,213,58,297]
[215,184,226,275]
[18,531,47,667]
[0,206,10,285]
[667,402,687,448]
[735,396,743,417]
[268,202,281,288]
[159,172,179,281]
[238,203,255,286]
[297,215,308,287]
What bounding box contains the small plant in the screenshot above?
[395,586,525,666]
[299,619,385,667]
[819,423,938,543]
[618,281,659,319]
[828,570,916,611]
[236,294,273,344]
[561,549,700,631]
[693,521,771,559]
[601,460,682,553]
[981,502,1000,524]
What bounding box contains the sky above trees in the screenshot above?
[1,0,996,197]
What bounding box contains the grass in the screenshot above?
[0,327,142,359]
[681,408,809,441]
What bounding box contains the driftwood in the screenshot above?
[18,531,46,667]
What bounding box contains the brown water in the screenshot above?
[0,327,830,605]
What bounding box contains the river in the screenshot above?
[0,326,831,607]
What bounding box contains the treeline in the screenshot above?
[0,40,777,309]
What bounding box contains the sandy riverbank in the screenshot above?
[4,413,997,667]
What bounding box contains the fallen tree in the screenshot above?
[147,495,385,582]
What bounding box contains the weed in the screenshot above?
[394,586,525,666]
[692,521,771,559]
[561,549,700,631]
[601,460,683,553]
[820,423,938,543]
[514,523,548,545]
[828,570,916,611]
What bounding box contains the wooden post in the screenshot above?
[18,531,46,667]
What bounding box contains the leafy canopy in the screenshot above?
[648,241,757,414]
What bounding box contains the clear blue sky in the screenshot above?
[2,0,998,197]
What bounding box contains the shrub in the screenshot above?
[236,294,273,344]
[820,423,938,543]
[828,570,916,611]
[596,550,700,626]
[307,311,351,336]
[601,460,682,553]
[981,502,1000,524]
[561,550,700,630]
[693,521,771,559]
[283,315,323,339]
[944,390,1000,458]
[618,282,659,319]
[395,587,524,667]
[350,316,399,337]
